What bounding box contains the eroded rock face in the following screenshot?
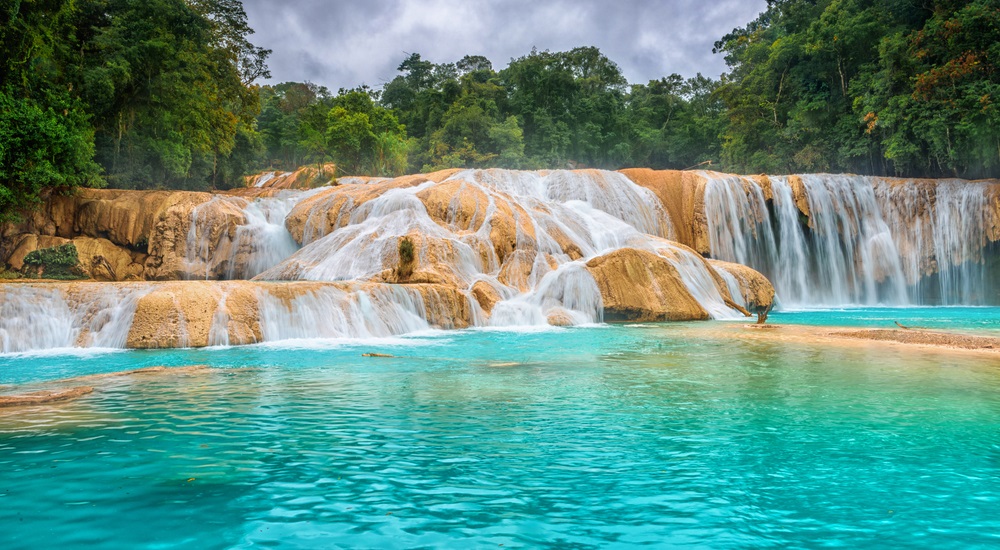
[4,235,145,281]
[585,248,711,322]
[707,259,776,315]
[244,164,337,190]
[1,188,228,280]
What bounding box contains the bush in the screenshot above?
[398,237,415,264]
[22,243,86,279]
[397,236,415,280]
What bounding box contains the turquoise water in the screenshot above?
[769,306,1000,333]
[2,310,1000,548]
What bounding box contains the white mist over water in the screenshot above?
[702,172,994,306]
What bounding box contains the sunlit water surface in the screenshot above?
[2,308,999,549]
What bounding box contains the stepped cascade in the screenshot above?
[3,166,997,353]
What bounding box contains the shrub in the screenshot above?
[398,237,415,264]
[22,243,86,279]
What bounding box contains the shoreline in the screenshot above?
[731,323,1000,357]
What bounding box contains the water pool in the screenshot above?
[2,311,999,548]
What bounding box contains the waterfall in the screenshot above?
[256,169,734,328]
[702,173,993,306]
[184,192,306,280]
[0,285,149,354]
[255,285,432,341]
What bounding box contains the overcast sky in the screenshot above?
[242,0,768,91]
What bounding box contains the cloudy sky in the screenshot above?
[241,0,768,90]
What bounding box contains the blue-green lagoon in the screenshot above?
[2,309,1000,549]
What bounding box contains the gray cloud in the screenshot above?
[242,0,768,90]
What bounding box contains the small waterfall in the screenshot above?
[0,285,149,353]
[207,294,231,347]
[702,173,993,306]
[489,263,604,327]
[662,247,745,320]
[225,194,302,279]
[256,285,431,341]
[877,179,992,304]
[184,192,306,280]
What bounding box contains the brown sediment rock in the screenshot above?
[585,248,710,322]
[5,235,145,281]
[471,280,503,315]
[411,283,475,329]
[73,236,146,280]
[244,164,337,190]
[144,195,249,280]
[0,188,246,281]
[546,310,576,326]
[284,171,460,243]
[127,281,227,348]
[0,386,93,408]
[417,178,492,233]
[618,169,706,252]
[72,365,212,381]
[5,235,72,271]
[786,175,811,218]
[708,259,776,315]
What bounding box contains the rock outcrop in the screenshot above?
[244,164,337,190]
[708,259,776,316]
[587,247,710,322]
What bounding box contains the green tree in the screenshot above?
[326,88,408,176]
[0,0,102,222]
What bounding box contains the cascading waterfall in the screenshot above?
[878,179,991,305]
[257,169,736,326]
[255,285,433,341]
[702,172,994,306]
[185,192,307,280]
[0,285,150,353]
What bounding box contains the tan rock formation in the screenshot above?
[618,169,708,253]
[73,237,146,281]
[4,235,144,281]
[471,280,503,315]
[5,235,71,271]
[144,196,251,280]
[127,281,225,348]
[585,248,711,322]
[284,170,460,243]
[244,164,337,190]
[708,259,776,315]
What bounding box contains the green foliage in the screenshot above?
[5,0,990,209]
[326,88,409,176]
[23,244,86,280]
[0,90,102,222]
[397,236,415,280]
[398,237,415,264]
[714,0,999,177]
[0,0,269,221]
